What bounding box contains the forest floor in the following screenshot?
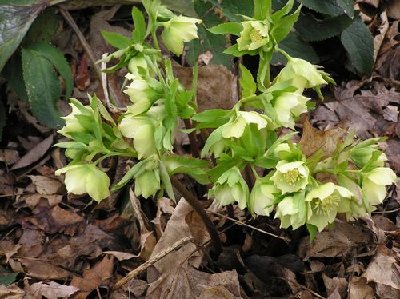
[0,1,400,298]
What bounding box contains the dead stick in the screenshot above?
[114,236,193,288]
[170,176,222,255]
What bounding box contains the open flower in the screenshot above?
[271,161,309,194]
[124,74,160,116]
[249,178,278,216]
[237,21,270,51]
[119,114,157,159]
[362,167,397,211]
[275,192,307,229]
[273,92,309,128]
[275,58,329,93]
[161,15,201,55]
[306,182,353,232]
[221,111,270,139]
[209,167,249,209]
[58,100,94,138]
[55,164,110,201]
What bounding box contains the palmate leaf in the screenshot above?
[299,0,354,18]
[21,48,63,128]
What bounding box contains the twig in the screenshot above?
[114,236,193,288]
[208,210,290,243]
[170,176,222,255]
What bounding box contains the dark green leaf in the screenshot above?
[299,0,354,17]
[22,7,60,45]
[161,0,197,17]
[0,0,47,71]
[22,48,63,128]
[341,17,373,75]
[0,273,18,286]
[27,42,73,99]
[101,30,131,49]
[2,54,28,101]
[132,7,146,43]
[295,13,353,42]
[209,0,253,21]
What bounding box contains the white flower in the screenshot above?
[221,111,270,139]
[271,161,309,194]
[55,164,110,201]
[161,15,202,55]
[275,193,307,229]
[273,92,309,128]
[305,182,353,232]
[58,100,94,138]
[237,21,270,51]
[249,178,278,216]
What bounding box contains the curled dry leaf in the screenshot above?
[348,277,374,299]
[27,281,79,299]
[28,175,63,195]
[19,259,70,280]
[0,284,24,299]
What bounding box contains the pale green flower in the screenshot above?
[55,164,110,201]
[58,101,94,138]
[275,58,329,92]
[119,115,157,159]
[249,178,278,216]
[273,92,309,128]
[128,54,151,77]
[124,74,160,116]
[209,167,249,209]
[221,111,270,139]
[275,192,307,229]
[305,182,353,232]
[161,15,202,55]
[362,167,397,211]
[134,167,161,198]
[237,21,270,51]
[271,161,309,194]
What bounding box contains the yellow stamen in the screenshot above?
[282,169,300,185]
[250,30,263,43]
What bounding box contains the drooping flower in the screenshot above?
[273,92,309,128]
[134,167,161,198]
[305,182,354,232]
[55,164,110,201]
[275,58,330,93]
[275,192,307,229]
[221,111,270,139]
[249,177,278,216]
[209,167,249,209]
[237,21,270,51]
[361,167,397,212]
[128,54,152,77]
[119,114,157,159]
[161,15,202,55]
[350,139,387,168]
[271,160,309,194]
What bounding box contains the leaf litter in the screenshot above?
[0,2,400,299]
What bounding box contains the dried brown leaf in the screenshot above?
[11,134,54,170]
[18,229,44,258]
[20,259,70,280]
[27,281,79,299]
[27,175,63,195]
[0,149,19,165]
[0,284,24,299]
[349,277,374,299]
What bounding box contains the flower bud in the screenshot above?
[273,92,309,128]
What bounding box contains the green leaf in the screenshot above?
[300,0,354,18]
[163,154,210,184]
[0,272,18,285]
[204,0,253,22]
[239,64,256,98]
[161,0,197,17]
[208,22,242,36]
[101,30,131,49]
[271,0,294,22]
[0,0,47,71]
[295,13,353,42]
[21,48,63,128]
[159,160,175,199]
[0,100,6,141]
[340,17,374,75]
[271,4,301,42]
[132,7,147,43]
[112,160,146,191]
[192,109,232,129]
[254,0,271,19]
[2,54,28,101]
[306,223,318,241]
[27,42,73,99]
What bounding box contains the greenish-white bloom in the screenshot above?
[221,111,269,139]
[305,182,353,232]
[273,92,309,128]
[124,74,160,116]
[275,58,328,92]
[237,21,270,51]
[249,178,278,216]
[58,101,94,138]
[275,193,307,229]
[209,167,249,209]
[350,141,387,168]
[362,167,397,211]
[55,164,110,201]
[271,161,309,194]
[128,54,151,77]
[134,168,161,198]
[161,15,202,55]
[119,115,157,159]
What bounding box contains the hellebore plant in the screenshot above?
[56,0,397,238]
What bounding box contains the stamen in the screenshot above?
[282,169,300,185]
